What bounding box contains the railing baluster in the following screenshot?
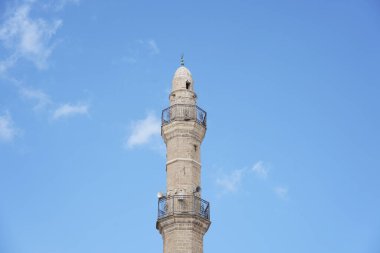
[161,104,207,127]
[157,195,210,220]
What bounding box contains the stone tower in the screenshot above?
[156,59,211,253]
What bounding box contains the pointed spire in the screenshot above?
[180,54,185,66]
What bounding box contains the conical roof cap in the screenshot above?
[172,66,193,91]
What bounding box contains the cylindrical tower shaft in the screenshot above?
[156,62,210,253]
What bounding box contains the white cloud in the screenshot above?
[274,186,288,200]
[137,39,160,55]
[216,169,244,193]
[52,103,89,120]
[0,112,19,142]
[0,2,62,70]
[19,86,51,110]
[47,0,80,11]
[147,39,160,55]
[252,161,268,179]
[121,56,137,64]
[122,39,160,64]
[3,77,89,120]
[126,113,161,149]
[0,54,18,74]
[214,161,290,200]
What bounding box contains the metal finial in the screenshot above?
[180,54,184,66]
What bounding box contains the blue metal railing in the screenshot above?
[157,195,210,220]
[161,104,207,127]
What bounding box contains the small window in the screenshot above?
[186,81,191,90]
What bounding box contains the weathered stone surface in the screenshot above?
[157,64,210,253]
[157,214,211,253]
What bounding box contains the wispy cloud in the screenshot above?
[216,169,244,193]
[43,0,80,11]
[274,186,289,200]
[125,113,161,149]
[147,39,159,55]
[0,112,19,142]
[5,77,89,121]
[121,56,137,64]
[0,2,62,71]
[0,1,85,127]
[0,54,18,74]
[19,86,51,110]
[52,103,89,120]
[121,39,160,64]
[216,161,267,194]
[252,161,269,179]
[215,161,290,201]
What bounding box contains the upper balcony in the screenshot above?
[157,195,210,221]
[161,104,207,128]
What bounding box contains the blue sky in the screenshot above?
[0,0,379,252]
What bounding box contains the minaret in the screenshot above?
[156,57,211,253]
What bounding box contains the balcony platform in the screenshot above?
[157,195,210,221]
[161,104,207,127]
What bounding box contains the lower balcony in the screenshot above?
[157,195,210,220]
